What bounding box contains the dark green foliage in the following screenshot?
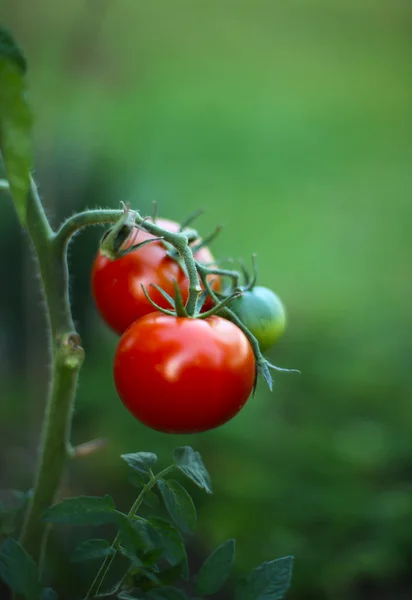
[235,557,293,600]
[129,472,148,489]
[122,452,158,474]
[0,538,40,600]
[0,28,27,72]
[147,517,189,578]
[0,509,16,536]
[173,447,212,494]
[118,518,154,562]
[194,539,235,595]
[71,539,115,562]
[147,586,189,600]
[143,490,160,509]
[43,495,118,526]
[157,479,197,534]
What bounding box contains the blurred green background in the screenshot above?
[1,1,412,599]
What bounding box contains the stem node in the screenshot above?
[56,332,85,370]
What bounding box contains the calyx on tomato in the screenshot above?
[91,217,220,335]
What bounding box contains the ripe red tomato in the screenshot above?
[113,313,255,433]
[91,218,218,335]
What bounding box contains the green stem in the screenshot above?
[58,208,203,317]
[85,466,175,599]
[19,179,84,567]
[55,208,122,241]
[196,263,265,370]
[0,179,10,190]
[133,214,201,316]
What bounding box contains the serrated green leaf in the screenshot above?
[43,495,117,526]
[71,539,115,563]
[147,517,189,579]
[147,586,188,600]
[0,538,40,600]
[0,29,32,225]
[40,588,58,600]
[173,447,212,494]
[157,479,197,534]
[235,556,293,600]
[121,452,158,474]
[195,539,235,595]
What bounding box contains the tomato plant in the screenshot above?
[229,286,286,352]
[113,312,256,433]
[91,218,219,334]
[0,27,295,600]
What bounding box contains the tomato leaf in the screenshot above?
[173,447,212,494]
[118,517,154,561]
[157,479,197,534]
[147,517,189,579]
[128,471,147,489]
[235,556,293,600]
[157,564,186,585]
[43,495,118,526]
[0,28,32,225]
[142,547,164,567]
[121,452,158,474]
[40,588,58,600]
[0,538,41,600]
[70,539,115,562]
[195,539,235,595]
[143,490,159,509]
[147,586,188,600]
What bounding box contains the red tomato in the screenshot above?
[91,218,218,335]
[113,313,255,433]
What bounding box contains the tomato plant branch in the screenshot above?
[196,262,272,388]
[60,207,203,317]
[85,465,175,599]
[56,207,202,315]
[55,208,122,242]
[133,213,201,316]
[19,178,85,567]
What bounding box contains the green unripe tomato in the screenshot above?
[230,286,286,352]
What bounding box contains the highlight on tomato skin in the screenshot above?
[91,218,220,335]
[113,313,256,434]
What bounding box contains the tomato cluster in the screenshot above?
[91,215,286,434]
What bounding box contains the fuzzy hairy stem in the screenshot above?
[55,208,122,241]
[57,208,202,317]
[19,179,84,566]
